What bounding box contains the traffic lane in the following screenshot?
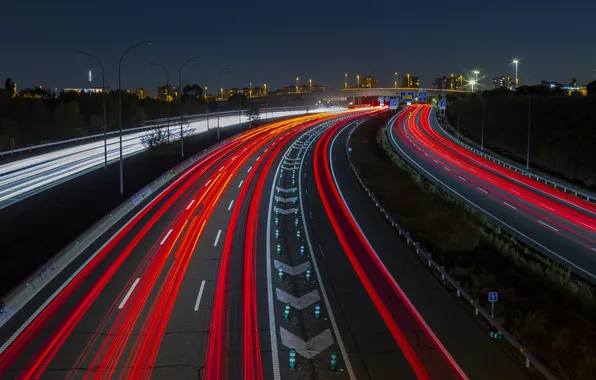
[332,123,529,379]
[402,113,595,245]
[427,107,596,217]
[0,139,242,375]
[302,132,418,379]
[391,118,596,283]
[10,155,222,376]
[416,109,596,236]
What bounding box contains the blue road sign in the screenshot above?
[418,91,427,102]
[385,96,390,102]
[389,98,398,110]
[400,92,415,102]
[488,292,498,302]
[379,99,384,106]
[439,99,447,109]
[378,96,384,102]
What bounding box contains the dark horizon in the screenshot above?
[1,0,595,92]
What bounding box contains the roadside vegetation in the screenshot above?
[350,113,596,380]
[446,90,596,190]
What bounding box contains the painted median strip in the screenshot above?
[280,328,334,359]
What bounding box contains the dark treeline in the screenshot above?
[0,79,261,150]
[446,80,596,188]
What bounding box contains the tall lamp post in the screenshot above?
[394,72,398,88]
[77,51,107,170]
[356,74,360,88]
[519,86,532,169]
[150,62,171,143]
[178,56,202,157]
[118,40,151,196]
[309,78,312,92]
[217,65,233,140]
[406,73,410,88]
[344,73,348,89]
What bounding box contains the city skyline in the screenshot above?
[1,0,595,91]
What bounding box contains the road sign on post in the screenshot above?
[488,291,498,318]
[439,99,447,110]
[389,98,398,110]
[400,92,415,103]
[418,91,427,102]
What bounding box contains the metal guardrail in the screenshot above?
[0,106,311,157]
[0,134,231,329]
[434,110,594,203]
[341,117,557,380]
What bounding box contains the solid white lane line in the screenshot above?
[228,200,234,210]
[458,176,467,182]
[238,180,244,188]
[538,220,559,232]
[214,229,222,246]
[247,166,252,173]
[194,280,206,312]
[477,187,488,194]
[205,179,211,187]
[186,199,195,210]
[503,202,517,210]
[160,229,173,245]
[118,278,141,310]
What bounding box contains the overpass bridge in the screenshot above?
[253,87,466,103]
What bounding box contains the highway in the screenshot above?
[0,108,331,210]
[0,109,530,379]
[387,105,596,283]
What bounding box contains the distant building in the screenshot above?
[433,76,449,89]
[362,76,378,88]
[401,75,419,88]
[492,76,511,89]
[62,87,103,94]
[135,88,151,99]
[157,85,179,102]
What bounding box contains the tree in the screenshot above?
[587,80,596,96]
[246,102,260,121]
[227,93,246,109]
[52,101,85,138]
[4,78,16,97]
[182,84,204,102]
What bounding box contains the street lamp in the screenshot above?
[295,76,301,93]
[118,40,151,196]
[394,72,398,88]
[518,86,532,169]
[249,69,261,98]
[217,65,232,140]
[178,56,202,157]
[344,73,348,89]
[512,58,520,88]
[309,78,312,92]
[356,74,360,88]
[406,73,410,88]
[149,62,171,144]
[77,51,107,170]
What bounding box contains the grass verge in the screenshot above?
[350,113,596,380]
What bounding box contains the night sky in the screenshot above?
[1,0,595,93]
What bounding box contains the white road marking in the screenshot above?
[194,280,206,312]
[503,202,517,210]
[540,203,554,212]
[477,187,488,194]
[538,220,559,232]
[458,176,467,182]
[247,166,252,173]
[228,200,234,210]
[186,199,195,210]
[256,156,260,162]
[444,167,451,172]
[214,230,222,246]
[219,166,225,172]
[232,155,237,161]
[205,179,211,187]
[118,278,141,310]
[238,180,244,188]
[160,229,173,245]
[433,159,438,163]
